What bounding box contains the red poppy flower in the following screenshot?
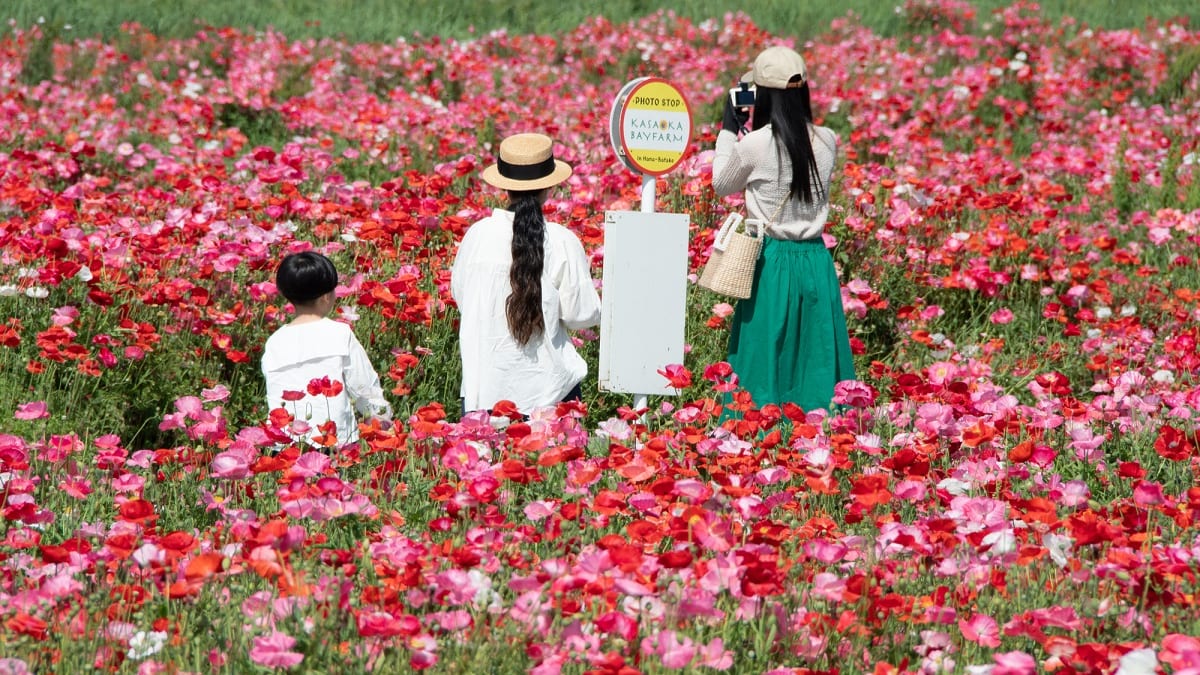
[492,400,523,421]
[740,560,783,597]
[850,474,891,507]
[658,549,693,569]
[118,498,156,524]
[5,612,48,640]
[159,531,198,555]
[184,552,225,581]
[1155,424,1194,461]
[657,364,692,389]
[306,376,344,398]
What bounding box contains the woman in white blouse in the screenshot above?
[451,133,601,415]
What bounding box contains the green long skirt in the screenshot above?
[725,236,856,413]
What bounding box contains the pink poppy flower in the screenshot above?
[249,631,304,669]
[157,411,186,431]
[523,500,556,521]
[990,308,1014,324]
[641,630,695,669]
[812,572,848,602]
[50,305,78,326]
[1132,480,1166,506]
[0,657,33,674]
[407,634,437,670]
[173,396,206,419]
[13,402,49,421]
[992,650,1036,675]
[289,451,331,478]
[201,384,231,401]
[832,380,876,407]
[712,302,734,318]
[697,638,733,670]
[1160,634,1200,672]
[959,613,1001,648]
[677,591,725,622]
[210,447,253,480]
[59,476,92,500]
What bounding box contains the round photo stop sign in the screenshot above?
[609,77,693,176]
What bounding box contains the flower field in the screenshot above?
[3,1,1200,672]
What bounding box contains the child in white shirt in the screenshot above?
[261,251,391,447]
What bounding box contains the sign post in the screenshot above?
[600,78,694,413]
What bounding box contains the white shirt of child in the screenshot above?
[451,208,601,414]
[261,317,391,446]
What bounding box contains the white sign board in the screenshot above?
[599,211,689,395]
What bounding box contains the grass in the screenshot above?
[10,0,1200,43]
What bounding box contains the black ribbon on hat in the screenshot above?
[497,156,556,181]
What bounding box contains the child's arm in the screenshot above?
[344,333,392,422]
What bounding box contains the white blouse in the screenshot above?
[712,124,838,241]
[261,317,391,446]
[451,208,601,414]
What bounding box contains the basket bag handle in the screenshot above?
[712,212,745,252]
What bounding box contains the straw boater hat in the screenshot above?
[481,133,573,191]
[743,46,808,89]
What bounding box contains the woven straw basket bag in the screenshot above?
[698,212,762,299]
[698,195,788,300]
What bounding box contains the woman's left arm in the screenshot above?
[554,232,601,330]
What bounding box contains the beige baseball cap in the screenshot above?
[742,46,808,89]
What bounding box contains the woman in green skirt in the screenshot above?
[711,46,856,413]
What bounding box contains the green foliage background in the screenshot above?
[10,0,1200,43]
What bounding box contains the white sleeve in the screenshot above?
[450,237,466,303]
[711,129,755,197]
[554,232,601,330]
[344,332,392,420]
[451,222,482,304]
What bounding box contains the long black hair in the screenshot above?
[505,190,546,346]
[751,80,826,205]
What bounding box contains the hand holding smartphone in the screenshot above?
[729,82,756,109]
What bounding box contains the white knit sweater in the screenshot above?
[712,124,838,241]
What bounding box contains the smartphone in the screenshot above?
[729,83,756,108]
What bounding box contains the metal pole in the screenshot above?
[633,173,656,414]
[640,174,655,213]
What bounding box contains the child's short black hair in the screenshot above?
[276,251,338,305]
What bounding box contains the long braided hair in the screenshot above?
[505,189,546,346]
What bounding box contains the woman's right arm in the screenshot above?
[711,129,755,197]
